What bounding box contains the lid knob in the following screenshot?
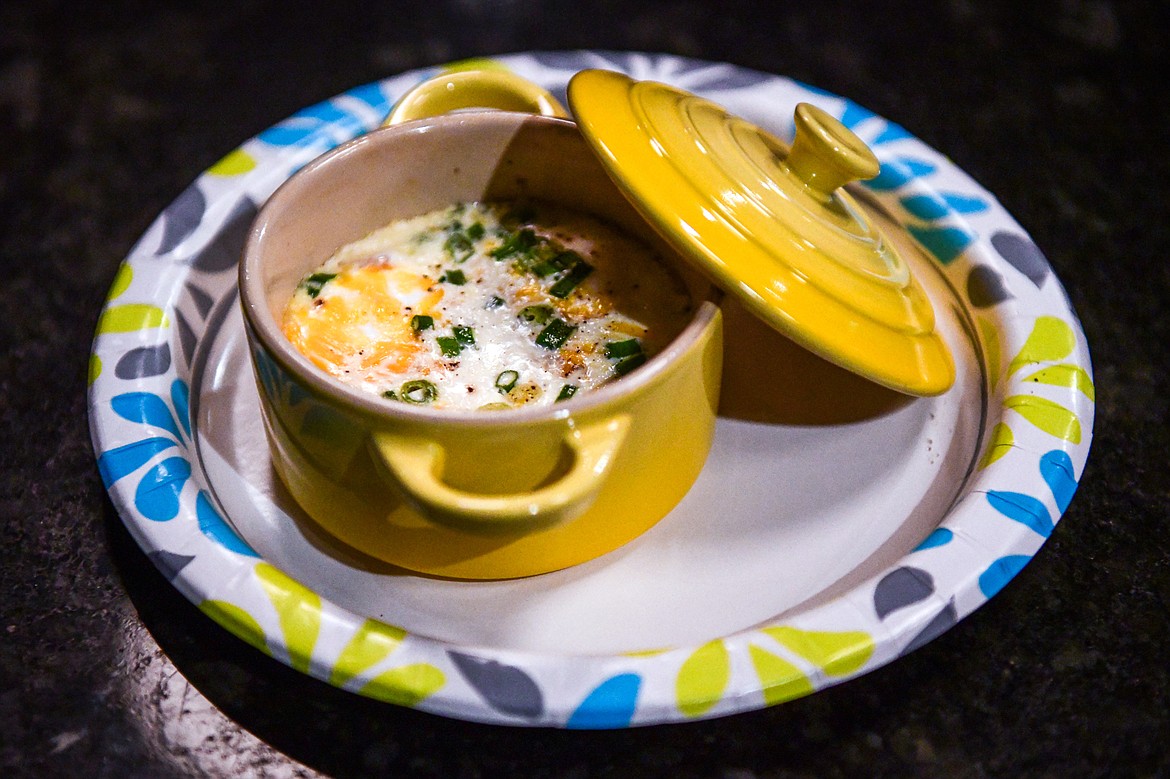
[786,103,881,198]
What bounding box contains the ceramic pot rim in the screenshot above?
[239,110,722,427]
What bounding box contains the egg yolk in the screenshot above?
[282,263,443,378]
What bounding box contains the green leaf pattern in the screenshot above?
[330,620,408,687]
[200,600,270,656]
[980,316,1093,457]
[675,640,731,718]
[200,565,444,707]
[748,645,815,706]
[674,627,876,715]
[255,563,322,674]
[979,422,1015,467]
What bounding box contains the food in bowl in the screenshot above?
[241,104,723,577]
[281,200,695,411]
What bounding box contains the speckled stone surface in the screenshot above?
[2,1,1167,776]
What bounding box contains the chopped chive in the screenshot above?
[436,336,463,357]
[490,228,539,260]
[400,379,438,404]
[466,222,485,241]
[614,353,648,376]
[549,261,594,298]
[556,384,579,402]
[453,325,475,345]
[529,247,578,277]
[535,318,577,349]
[303,272,337,298]
[443,231,474,262]
[604,339,643,358]
[411,314,434,332]
[489,233,516,260]
[381,390,398,401]
[440,269,466,285]
[495,370,519,393]
[550,250,580,270]
[518,305,554,324]
[486,295,505,309]
[511,245,549,273]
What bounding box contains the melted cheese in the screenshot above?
[282,202,693,411]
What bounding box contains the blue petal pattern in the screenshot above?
[171,379,192,438]
[196,491,258,557]
[256,83,389,150]
[900,193,953,220]
[258,101,351,146]
[978,555,1031,599]
[103,381,252,551]
[97,437,176,487]
[566,674,641,729]
[986,491,1055,538]
[839,100,876,130]
[914,527,954,550]
[1040,450,1077,513]
[112,392,183,440]
[940,193,990,214]
[135,456,192,521]
[900,193,989,220]
[868,157,937,191]
[906,224,976,265]
[871,122,912,145]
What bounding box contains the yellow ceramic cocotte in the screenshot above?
[240,81,722,580]
[240,67,953,580]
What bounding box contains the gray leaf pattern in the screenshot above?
[148,550,195,580]
[991,232,1051,288]
[189,197,258,273]
[448,651,544,719]
[874,566,936,619]
[189,284,215,318]
[900,600,958,656]
[115,344,171,379]
[175,309,198,368]
[156,183,207,255]
[966,265,1014,308]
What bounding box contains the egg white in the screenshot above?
[283,202,692,411]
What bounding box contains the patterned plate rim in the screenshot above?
[87,50,1095,729]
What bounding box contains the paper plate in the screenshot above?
[88,51,1094,728]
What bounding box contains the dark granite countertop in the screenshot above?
[2,1,1167,776]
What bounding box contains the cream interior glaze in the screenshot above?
[281,200,694,411]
